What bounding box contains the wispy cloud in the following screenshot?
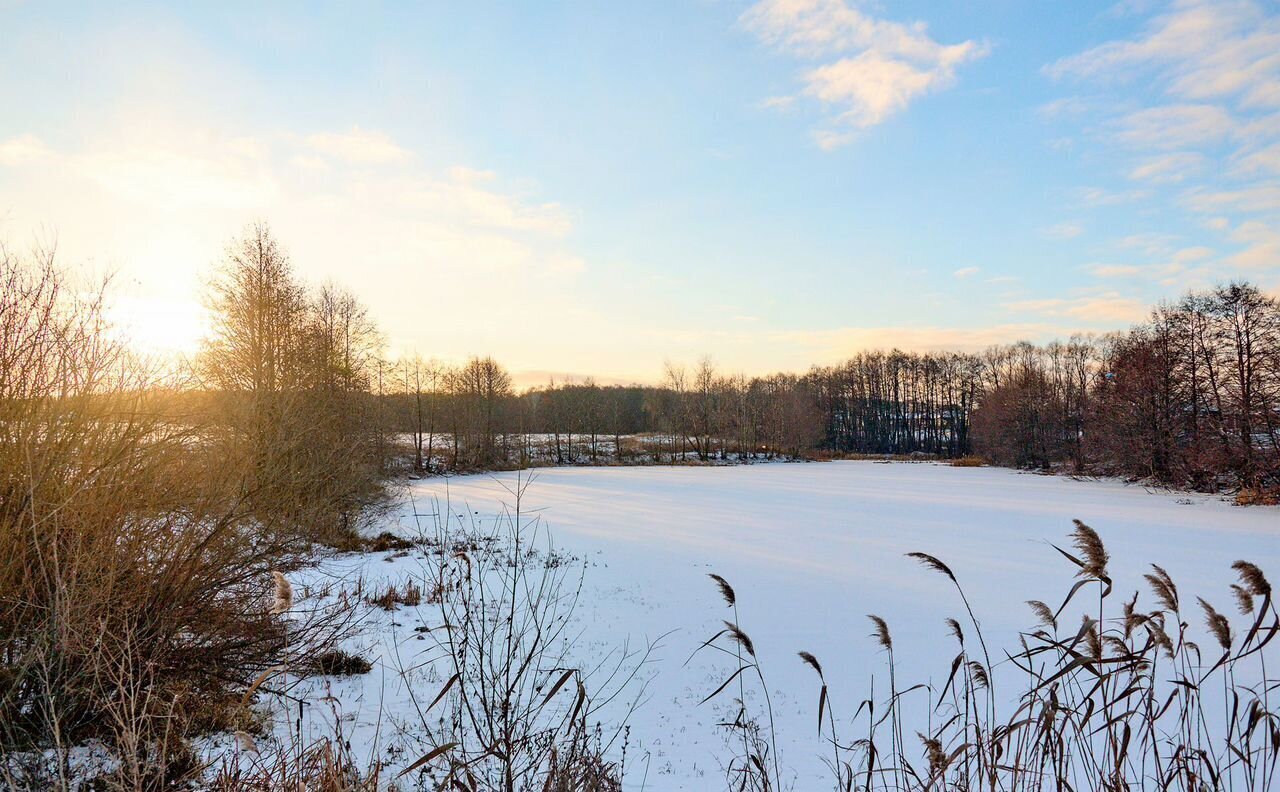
[741,0,988,147]
[1128,151,1206,183]
[303,127,412,164]
[1045,0,1280,109]
[1045,0,1280,282]
[1042,222,1084,240]
[1004,292,1149,324]
[0,134,52,166]
[1077,186,1151,206]
[953,266,980,278]
[1114,104,1235,149]
[0,123,587,361]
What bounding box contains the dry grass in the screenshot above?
[367,579,425,610]
[949,455,986,467]
[706,519,1280,792]
[1236,487,1279,506]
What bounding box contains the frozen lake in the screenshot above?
[218,462,1280,790]
[395,462,1280,789]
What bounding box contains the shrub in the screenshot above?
[1236,487,1279,506]
[0,251,350,787]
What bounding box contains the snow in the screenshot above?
[204,461,1280,790]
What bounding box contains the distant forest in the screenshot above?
[384,288,1280,494]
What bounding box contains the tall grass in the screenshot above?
[389,479,651,791]
[705,521,1280,791]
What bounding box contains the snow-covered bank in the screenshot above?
[209,462,1280,790]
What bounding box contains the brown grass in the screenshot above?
[705,521,1280,792]
[1236,486,1279,506]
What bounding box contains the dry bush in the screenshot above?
[0,249,350,789]
[1236,487,1279,506]
[950,455,986,467]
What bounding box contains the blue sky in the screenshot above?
[1,0,1277,383]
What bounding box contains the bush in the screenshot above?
[1236,487,1279,506]
[0,251,350,787]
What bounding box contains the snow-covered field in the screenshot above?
[210,461,1280,790]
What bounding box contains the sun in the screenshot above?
[107,294,210,361]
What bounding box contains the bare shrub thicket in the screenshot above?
[704,522,1280,791]
[0,248,351,789]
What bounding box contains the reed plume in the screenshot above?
[1197,597,1232,650]
[1026,600,1056,631]
[1070,519,1109,579]
[271,571,294,615]
[1144,564,1179,612]
[1232,560,1271,597]
[1231,583,1256,615]
[868,615,892,651]
[708,573,736,607]
[723,621,756,658]
[798,651,823,678]
[906,552,956,583]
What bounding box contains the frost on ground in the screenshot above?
[201,461,1280,790]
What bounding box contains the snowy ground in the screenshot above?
[206,461,1280,790]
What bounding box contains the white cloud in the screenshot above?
[1077,186,1151,206]
[741,0,987,145]
[1042,222,1084,240]
[758,95,796,110]
[1005,292,1149,324]
[803,51,950,128]
[1115,104,1235,149]
[1089,264,1145,278]
[1037,96,1092,119]
[1226,220,1280,268]
[1231,141,1280,175]
[1046,0,1280,109]
[0,134,52,165]
[1128,151,1206,183]
[304,127,412,164]
[1045,0,1280,281]
[1183,184,1280,214]
[774,322,1061,356]
[953,266,980,278]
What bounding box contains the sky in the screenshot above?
[1,0,1278,385]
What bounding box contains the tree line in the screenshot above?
[381,281,1278,493]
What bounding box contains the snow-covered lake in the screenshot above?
[226,462,1280,790]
